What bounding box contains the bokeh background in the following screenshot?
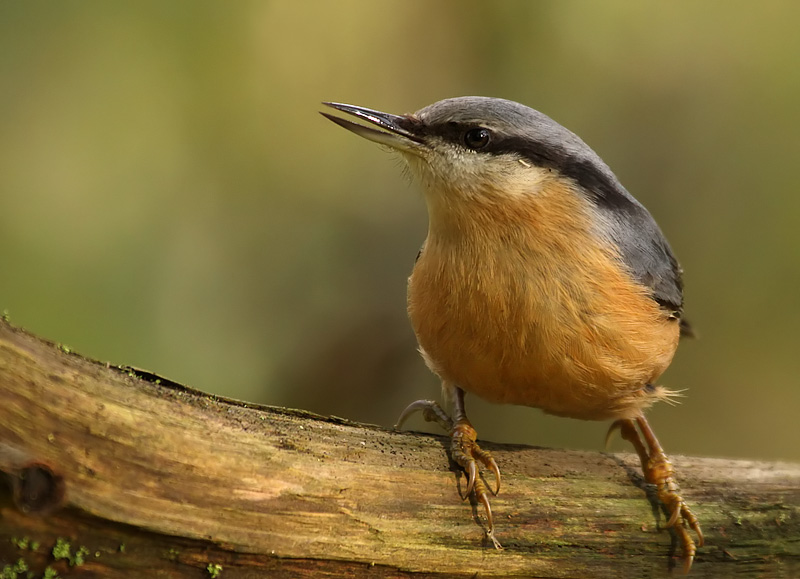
[2,1,798,462]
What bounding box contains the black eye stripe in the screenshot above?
[426,123,640,218]
[427,122,492,150]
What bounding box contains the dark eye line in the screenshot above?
[428,122,498,151]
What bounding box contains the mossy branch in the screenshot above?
[0,318,798,578]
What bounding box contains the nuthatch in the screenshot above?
[322,97,703,572]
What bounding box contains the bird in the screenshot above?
[321,96,703,572]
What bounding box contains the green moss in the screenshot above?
[10,537,29,550]
[51,538,71,561]
[51,538,90,567]
[206,563,223,578]
[43,568,59,579]
[10,536,38,552]
[0,559,29,579]
[71,546,89,567]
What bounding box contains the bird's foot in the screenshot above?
[450,416,503,549]
[396,399,502,549]
[609,417,704,574]
[648,455,703,574]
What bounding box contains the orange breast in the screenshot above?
[407,180,679,421]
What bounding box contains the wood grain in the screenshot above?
[1,318,798,577]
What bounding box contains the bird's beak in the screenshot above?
[321,102,425,152]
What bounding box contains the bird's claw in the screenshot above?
[609,418,703,574]
[451,420,501,497]
[396,399,502,548]
[450,420,502,548]
[646,454,704,574]
[394,399,453,432]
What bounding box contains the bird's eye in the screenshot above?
[463,128,491,150]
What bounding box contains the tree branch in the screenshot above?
[0,318,798,578]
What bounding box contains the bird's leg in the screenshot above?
[395,385,502,549]
[608,416,704,574]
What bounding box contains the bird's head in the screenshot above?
[322,97,622,218]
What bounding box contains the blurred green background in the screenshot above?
[1,1,798,462]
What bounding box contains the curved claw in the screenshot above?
[477,488,493,529]
[662,499,702,574]
[464,460,478,497]
[394,399,436,430]
[487,456,501,495]
[394,399,454,432]
[693,519,705,548]
[681,503,705,547]
[475,479,503,550]
[666,502,681,528]
[472,447,501,495]
[681,554,694,575]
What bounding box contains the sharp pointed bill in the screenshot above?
[321,102,423,152]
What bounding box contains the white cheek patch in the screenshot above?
[404,145,552,201]
[466,157,553,200]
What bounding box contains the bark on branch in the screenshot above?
[0,318,798,578]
